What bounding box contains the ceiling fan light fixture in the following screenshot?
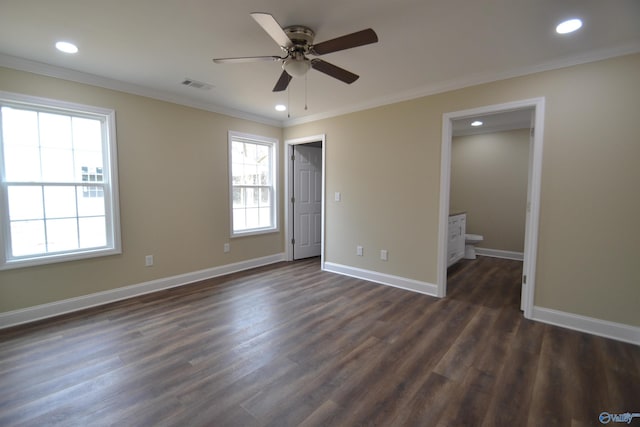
[275,104,287,111]
[283,57,310,78]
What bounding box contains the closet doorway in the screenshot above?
[284,134,326,264]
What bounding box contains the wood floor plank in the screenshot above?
[321,298,481,425]
[481,344,540,426]
[386,371,457,426]
[436,366,496,427]
[0,256,638,426]
[433,305,499,381]
[527,326,575,427]
[298,399,341,427]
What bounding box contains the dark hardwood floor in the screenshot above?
[1,256,638,426]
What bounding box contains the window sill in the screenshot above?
[230,227,280,239]
[0,247,121,271]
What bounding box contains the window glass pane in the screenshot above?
[245,187,257,207]
[72,117,102,152]
[1,107,39,148]
[250,165,261,185]
[260,188,271,206]
[39,112,72,150]
[41,148,75,182]
[79,217,106,248]
[240,165,250,185]
[233,208,246,231]
[255,144,269,164]
[245,207,259,229]
[232,187,243,208]
[46,218,79,252]
[75,152,104,183]
[244,143,256,165]
[242,166,252,185]
[258,165,270,185]
[259,207,271,227]
[44,186,77,218]
[8,186,44,220]
[10,220,46,256]
[77,186,105,216]
[231,141,244,163]
[232,163,243,185]
[3,146,41,181]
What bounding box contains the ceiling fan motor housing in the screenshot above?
[283,26,315,51]
[281,26,315,77]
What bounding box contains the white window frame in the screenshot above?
[228,131,278,237]
[0,91,121,270]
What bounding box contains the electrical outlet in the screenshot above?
[380,250,388,261]
[145,255,154,266]
[223,243,230,253]
[357,245,363,256]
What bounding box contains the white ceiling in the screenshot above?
[1,0,639,127]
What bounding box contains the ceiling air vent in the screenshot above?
[181,78,213,90]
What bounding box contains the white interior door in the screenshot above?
[293,144,322,259]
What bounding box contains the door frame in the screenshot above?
[437,98,545,319]
[284,134,326,267]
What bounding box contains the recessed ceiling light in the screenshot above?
[55,41,78,54]
[471,120,483,127]
[275,104,287,112]
[556,18,582,34]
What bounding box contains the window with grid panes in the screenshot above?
[228,131,278,236]
[0,91,121,269]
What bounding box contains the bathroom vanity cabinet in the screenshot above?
[448,212,466,267]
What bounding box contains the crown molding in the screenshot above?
[283,41,640,127]
[0,53,283,128]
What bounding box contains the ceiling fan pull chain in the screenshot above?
[287,86,291,119]
[305,73,308,111]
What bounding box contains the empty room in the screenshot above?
[1,1,639,425]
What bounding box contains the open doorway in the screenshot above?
[437,98,545,319]
[284,134,326,265]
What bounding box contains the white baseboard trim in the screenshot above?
[476,247,524,261]
[0,253,286,330]
[323,262,439,297]
[532,306,640,346]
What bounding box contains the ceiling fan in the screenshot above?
[213,12,378,92]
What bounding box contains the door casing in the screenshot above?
[438,98,545,319]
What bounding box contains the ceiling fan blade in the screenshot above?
[311,28,378,55]
[251,12,293,49]
[273,70,293,92]
[310,59,359,84]
[213,56,282,64]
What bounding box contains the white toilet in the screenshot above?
[464,234,483,259]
